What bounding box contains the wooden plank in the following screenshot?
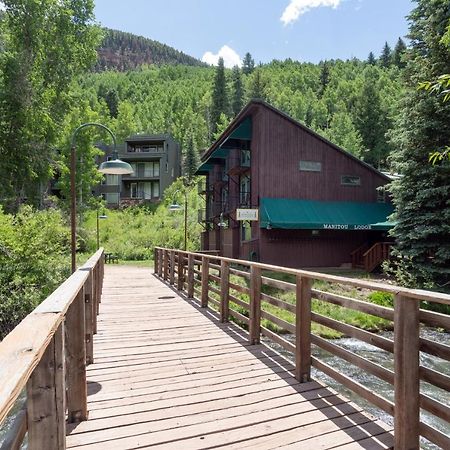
[229,281,250,295]
[261,292,296,313]
[84,271,94,365]
[420,421,450,449]
[261,326,296,353]
[394,294,420,449]
[187,254,194,299]
[420,365,450,392]
[65,288,88,422]
[220,260,230,323]
[249,265,262,344]
[296,275,312,382]
[201,256,209,308]
[0,403,27,450]
[260,309,295,333]
[27,324,66,450]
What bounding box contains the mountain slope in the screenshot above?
[95,28,205,71]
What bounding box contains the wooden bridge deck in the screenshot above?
[66,265,393,449]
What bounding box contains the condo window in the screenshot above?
[341,175,361,186]
[299,160,322,172]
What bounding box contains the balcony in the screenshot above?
[228,149,251,176]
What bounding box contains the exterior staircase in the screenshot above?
[351,242,392,272]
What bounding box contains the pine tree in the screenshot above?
[231,66,244,116]
[183,133,200,182]
[367,51,376,65]
[389,0,450,289]
[392,37,407,69]
[249,69,267,100]
[242,52,255,75]
[379,42,392,68]
[210,57,229,136]
[355,67,390,168]
[318,61,331,97]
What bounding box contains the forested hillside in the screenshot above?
[95,28,205,71]
[79,56,405,171]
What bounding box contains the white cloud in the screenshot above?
[281,0,341,26]
[202,45,242,68]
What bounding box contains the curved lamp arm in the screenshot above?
[71,122,117,155]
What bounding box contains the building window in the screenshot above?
[341,175,361,186]
[240,175,251,206]
[377,186,386,203]
[106,174,119,185]
[299,160,322,172]
[152,181,160,198]
[105,193,119,204]
[130,183,138,198]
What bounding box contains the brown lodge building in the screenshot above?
[196,100,395,270]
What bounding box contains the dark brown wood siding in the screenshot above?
[253,106,388,203]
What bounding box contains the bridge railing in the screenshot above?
[154,247,450,450]
[0,249,104,450]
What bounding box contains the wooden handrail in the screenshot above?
[154,246,450,450]
[0,248,104,450]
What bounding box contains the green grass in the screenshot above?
[118,260,154,268]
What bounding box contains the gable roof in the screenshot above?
[199,100,390,182]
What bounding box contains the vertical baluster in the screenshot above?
[220,260,230,322]
[170,251,175,285]
[187,254,194,299]
[295,275,312,382]
[163,250,169,280]
[27,324,66,450]
[177,251,184,291]
[249,265,261,344]
[66,287,88,422]
[84,271,94,365]
[201,256,209,308]
[154,248,159,275]
[394,294,420,449]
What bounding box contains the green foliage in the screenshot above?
[183,134,200,181]
[367,52,376,65]
[379,42,392,68]
[249,68,267,101]
[242,52,255,75]
[95,28,205,72]
[231,66,244,116]
[82,178,204,259]
[210,57,230,136]
[0,206,70,339]
[0,0,100,209]
[392,37,407,69]
[389,0,450,290]
[367,291,394,307]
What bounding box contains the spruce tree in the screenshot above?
[392,37,407,69]
[183,133,199,182]
[318,61,331,97]
[389,1,450,289]
[210,57,229,135]
[367,51,376,65]
[249,69,267,100]
[379,42,392,67]
[242,52,255,75]
[231,65,244,116]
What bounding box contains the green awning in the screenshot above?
[196,117,252,175]
[260,198,395,231]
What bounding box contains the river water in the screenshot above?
[263,327,450,450]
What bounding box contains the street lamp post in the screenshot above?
[96,210,108,250]
[169,189,188,251]
[70,123,133,272]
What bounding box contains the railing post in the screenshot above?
[27,323,66,450]
[394,294,420,449]
[158,249,163,277]
[201,256,209,308]
[169,251,175,285]
[154,248,159,275]
[249,265,261,344]
[295,275,312,382]
[187,253,194,299]
[65,287,88,422]
[84,271,94,365]
[177,251,184,291]
[163,250,169,280]
[220,260,229,323]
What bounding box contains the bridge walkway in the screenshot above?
[66,265,393,450]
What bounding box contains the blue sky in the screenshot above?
[94,0,414,67]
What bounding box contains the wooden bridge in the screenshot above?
[0,248,449,449]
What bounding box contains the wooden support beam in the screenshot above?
[220,260,230,323]
[177,251,184,291]
[187,254,194,299]
[169,251,175,285]
[201,256,209,308]
[296,275,312,382]
[65,288,88,423]
[27,324,66,450]
[394,294,420,449]
[84,272,94,365]
[154,248,159,275]
[249,265,261,344]
[163,250,169,280]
